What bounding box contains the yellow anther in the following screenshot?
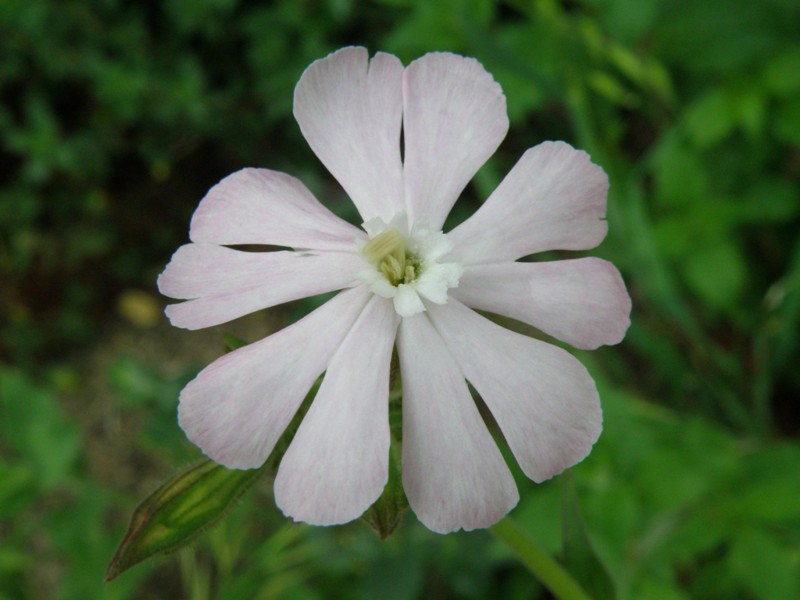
[362,228,406,266]
[361,226,424,287]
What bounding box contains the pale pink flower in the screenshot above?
[158,47,631,533]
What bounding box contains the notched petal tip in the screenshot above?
[163,303,195,331]
[158,244,366,331]
[178,380,270,470]
[293,45,405,222]
[274,296,397,527]
[528,397,603,484]
[448,139,611,264]
[175,288,372,471]
[427,300,604,486]
[402,51,509,230]
[454,256,631,351]
[586,258,633,348]
[398,314,519,534]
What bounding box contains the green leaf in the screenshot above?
[587,70,638,107]
[682,237,746,314]
[105,459,267,581]
[724,443,800,524]
[762,47,800,97]
[561,473,617,600]
[0,461,37,519]
[0,366,80,489]
[728,529,800,600]
[773,97,800,145]
[683,88,736,147]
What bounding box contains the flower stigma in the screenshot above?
[357,216,464,318]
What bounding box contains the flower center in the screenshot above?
[362,227,421,286]
[357,216,464,317]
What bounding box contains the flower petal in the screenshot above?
[402,53,508,230]
[159,243,365,330]
[177,286,371,469]
[397,313,518,533]
[393,284,424,317]
[452,258,631,350]
[189,168,364,250]
[428,299,602,484]
[274,296,398,525]
[294,47,404,222]
[447,141,609,264]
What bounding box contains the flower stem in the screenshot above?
[490,517,593,600]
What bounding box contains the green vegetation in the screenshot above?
[1,0,798,598]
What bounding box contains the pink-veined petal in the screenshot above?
[159,243,365,330]
[177,286,371,469]
[397,313,519,533]
[402,53,508,230]
[189,168,365,250]
[448,141,609,264]
[294,47,404,222]
[274,296,398,525]
[452,258,631,350]
[428,299,602,484]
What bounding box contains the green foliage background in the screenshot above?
[1,0,799,598]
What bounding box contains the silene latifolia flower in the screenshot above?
[158,47,631,534]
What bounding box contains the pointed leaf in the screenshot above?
[107,372,324,581]
[106,460,266,581]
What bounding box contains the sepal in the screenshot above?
[361,442,407,539]
[106,459,267,581]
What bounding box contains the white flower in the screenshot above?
[158,47,631,534]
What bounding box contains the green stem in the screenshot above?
[490,517,593,600]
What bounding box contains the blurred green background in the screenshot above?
[1,0,799,598]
